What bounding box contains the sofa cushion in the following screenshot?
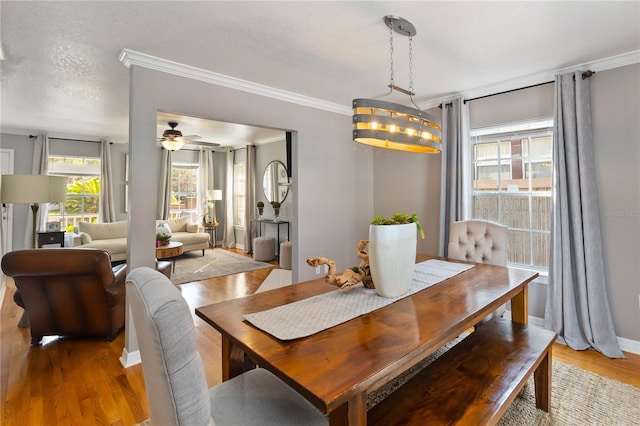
[79,237,128,255]
[166,216,190,233]
[172,232,209,246]
[79,220,128,240]
[80,232,93,244]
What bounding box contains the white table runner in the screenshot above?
[243,259,474,340]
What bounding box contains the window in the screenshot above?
[470,119,553,269]
[234,162,246,227]
[171,164,199,219]
[48,156,101,231]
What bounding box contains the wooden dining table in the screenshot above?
[195,254,538,425]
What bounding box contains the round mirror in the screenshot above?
[263,160,289,204]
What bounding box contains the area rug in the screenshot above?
[368,341,640,425]
[170,249,273,285]
[136,354,638,425]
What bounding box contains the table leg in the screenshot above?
[511,283,528,324]
[534,346,552,412]
[221,335,248,381]
[329,393,366,426]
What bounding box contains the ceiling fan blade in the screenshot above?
[183,134,201,140]
[187,140,221,147]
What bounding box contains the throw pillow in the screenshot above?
[80,232,93,244]
[167,216,190,233]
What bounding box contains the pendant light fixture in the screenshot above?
[353,16,442,153]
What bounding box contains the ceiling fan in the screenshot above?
[157,122,220,151]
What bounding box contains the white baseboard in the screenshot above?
[505,311,640,355]
[120,348,141,368]
[617,336,640,355]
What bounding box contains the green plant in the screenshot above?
[271,201,280,209]
[63,177,101,214]
[156,233,171,243]
[371,212,425,239]
[257,201,264,208]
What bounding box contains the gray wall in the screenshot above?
[0,135,130,250]
[372,106,443,257]
[472,65,640,342]
[0,134,36,250]
[371,65,640,342]
[590,64,640,341]
[127,67,374,284]
[255,139,292,247]
[3,63,637,343]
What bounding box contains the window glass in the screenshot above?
[234,163,246,226]
[470,120,553,269]
[171,165,199,220]
[48,156,101,232]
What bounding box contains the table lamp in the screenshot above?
[206,189,222,226]
[1,175,68,248]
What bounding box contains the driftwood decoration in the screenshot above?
[306,240,375,289]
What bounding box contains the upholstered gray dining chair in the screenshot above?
[448,219,509,321]
[126,267,327,426]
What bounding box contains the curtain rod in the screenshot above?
[463,70,594,104]
[33,135,111,144]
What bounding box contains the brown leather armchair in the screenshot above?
[1,248,127,345]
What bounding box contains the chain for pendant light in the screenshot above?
[388,19,395,93]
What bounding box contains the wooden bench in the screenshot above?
[368,316,557,425]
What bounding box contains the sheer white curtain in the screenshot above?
[222,150,236,248]
[438,97,470,256]
[544,71,623,358]
[198,148,215,222]
[99,141,116,222]
[243,145,256,253]
[157,149,173,220]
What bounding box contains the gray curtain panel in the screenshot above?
[99,140,116,222]
[157,149,173,220]
[439,96,466,257]
[544,71,623,358]
[31,135,49,242]
[198,148,216,221]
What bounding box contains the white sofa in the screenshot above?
[71,217,210,262]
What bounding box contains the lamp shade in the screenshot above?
[1,175,67,204]
[206,189,223,200]
[353,99,442,153]
[161,138,185,151]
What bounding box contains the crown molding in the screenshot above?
[420,50,640,109]
[119,49,352,116]
[120,48,638,116]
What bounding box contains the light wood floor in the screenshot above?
[2,248,639,425]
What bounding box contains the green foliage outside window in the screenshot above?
[63,176,101,214]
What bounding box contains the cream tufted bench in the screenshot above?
[448,220,509,322]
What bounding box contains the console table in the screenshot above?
[252,219,290,256]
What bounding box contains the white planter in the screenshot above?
[368,222,417,298]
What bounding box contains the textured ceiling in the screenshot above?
[1,1,639,145]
